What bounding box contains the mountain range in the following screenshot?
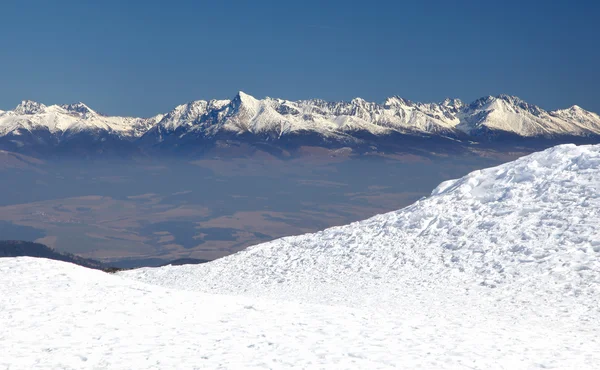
[1,92,599,157]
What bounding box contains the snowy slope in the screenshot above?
[4,144,600,368]
[2,256,599,369]
[1,94,599,149]
[120,144,600,368]
[122,143,600,310]
[120,143,600,367]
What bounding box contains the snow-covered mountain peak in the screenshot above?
[553,104,597,117]
[350,97,367,105]
[467,95,528,111]
[234,90,255,100]
[153,100,209,131]
[467,95,494,109]
[547,105,600,133]
[207,98,231,110]
[173,100,209,116]
[0,99,163,139]
[61,102,97,117]
[1,93,600,149]
[226,91,263,129]
[467,94,524,110]
[441,97,463,109]
[383,96,412,108]
[496,94,523,104]
[495,94,544,115]
[13,100,47,115]
[231,91,260,110]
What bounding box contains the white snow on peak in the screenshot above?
[0,101,161,138]
[2,94,599,143]
[441,97,464,108]
[60,102,97,117]
[383,96,412,108]
[550,105,600,133]
[456,96,600,137]
[156,100,209,131]
[235,90,257,103]
[13,100,47,115]
[195,93,600,138]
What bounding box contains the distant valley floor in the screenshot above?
[0,145,565,265]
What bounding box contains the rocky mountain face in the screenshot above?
[1,93,599,157]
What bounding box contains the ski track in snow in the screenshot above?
[2,144,600,369]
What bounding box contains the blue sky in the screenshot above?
[1,0,598,116]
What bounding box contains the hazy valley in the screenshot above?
[0,147,517,266]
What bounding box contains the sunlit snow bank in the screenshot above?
[2,257,599,369]
[122,144,600,312]
[3,144,600,369]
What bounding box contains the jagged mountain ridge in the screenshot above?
[1,100,163,138]
[1,93,599,154]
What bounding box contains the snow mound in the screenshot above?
[122,144,600,312]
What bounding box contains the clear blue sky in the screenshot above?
[1,0,598,116]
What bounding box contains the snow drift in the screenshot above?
[3,143,600,369]
[123,144,600,312]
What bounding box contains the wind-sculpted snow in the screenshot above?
[117,144,600,367]
[1,94,600,150]
[123,144,600,312]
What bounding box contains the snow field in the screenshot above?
[3,144,600,368]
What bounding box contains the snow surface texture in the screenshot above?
[7,258,598,370]
[2,93,600,143]
[3,144,600,369]
[1,258,598,370]
[121,144,600,368]
[123,144,600,306]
